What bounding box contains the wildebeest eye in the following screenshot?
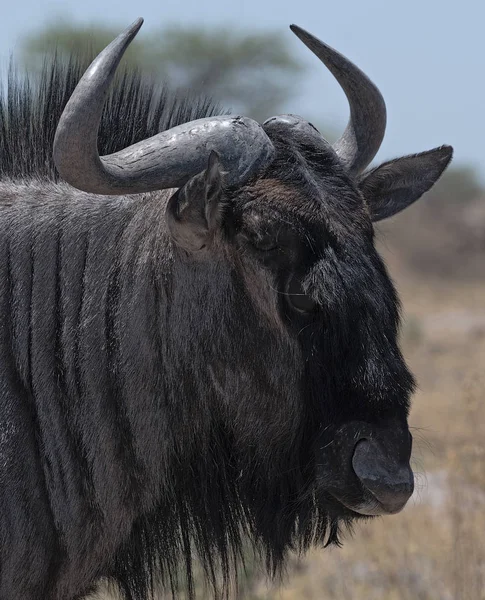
[287,277,317,313]
[245,232,279,252]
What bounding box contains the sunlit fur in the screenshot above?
[0,59,414,600]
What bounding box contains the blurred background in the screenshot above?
[2,0,484,598]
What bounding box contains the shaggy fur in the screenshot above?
[0,56,224,181]
[0,56,426,600]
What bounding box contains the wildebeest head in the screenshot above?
[53,17,452,569]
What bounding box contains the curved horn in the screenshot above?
[53,19,275,194]
[290,25,386,175]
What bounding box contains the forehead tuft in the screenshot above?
[241,168,371,245]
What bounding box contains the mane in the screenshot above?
[0,55,226,181]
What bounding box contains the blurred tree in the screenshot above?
[21,20,305,123]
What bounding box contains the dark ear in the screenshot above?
[166,151,224,251]
[359,145,453,222]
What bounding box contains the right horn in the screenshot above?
[53,19,275,195]
[290,25,387,176]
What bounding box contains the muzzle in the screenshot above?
[316,421,414,516]
[351,436,414,515]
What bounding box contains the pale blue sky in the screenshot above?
[2,0,484,179]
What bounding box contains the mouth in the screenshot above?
[333,486,410,516]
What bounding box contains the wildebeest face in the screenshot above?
[166,135,451,520]
[234,145,416,517]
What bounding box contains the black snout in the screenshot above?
[352,438,414,514]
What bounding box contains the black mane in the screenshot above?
[0,55,225,181]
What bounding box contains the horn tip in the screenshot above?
[289,24,324,50]
[290,24,310,39]
[129,17,144,35]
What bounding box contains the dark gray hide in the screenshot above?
[0,18,452,600]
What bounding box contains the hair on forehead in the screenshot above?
[240,157,372,245]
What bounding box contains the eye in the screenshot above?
[243,231,279,252]
[251,237,278,252]
[287,277,317,313]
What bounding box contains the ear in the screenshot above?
[359,145,453,222]
[166,151,224,251]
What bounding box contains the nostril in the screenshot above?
[352,439,414,511]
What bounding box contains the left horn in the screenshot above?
[290,25,386,175]
[53,18,275,194]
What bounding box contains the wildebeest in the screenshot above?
[0,17,452,600]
